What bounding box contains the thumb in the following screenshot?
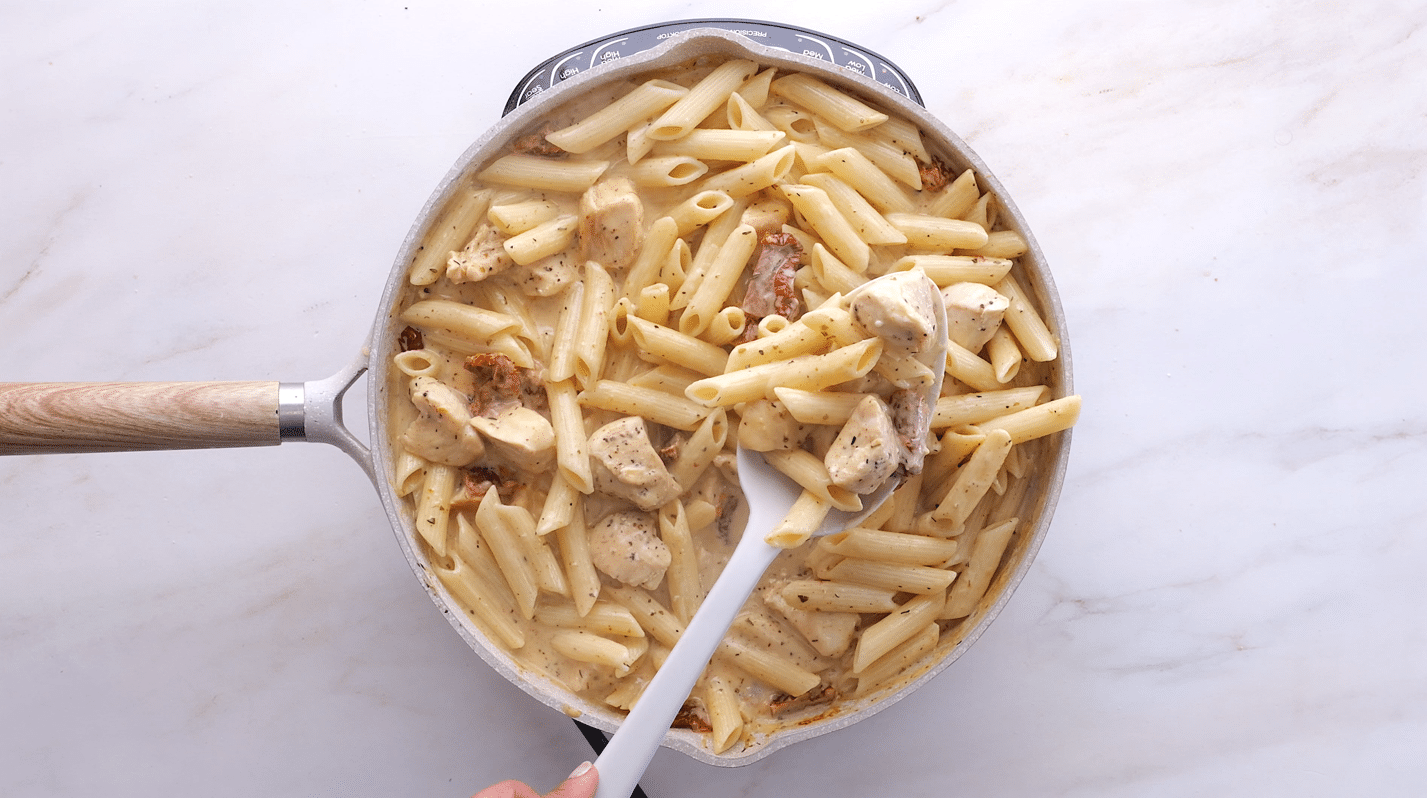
[545,761,599,798]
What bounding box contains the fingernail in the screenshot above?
[568,761,594,779]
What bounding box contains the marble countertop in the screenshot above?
[3,2,1423,796]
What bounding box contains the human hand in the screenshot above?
[471,761,599,798]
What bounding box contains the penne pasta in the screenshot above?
[410,185,491,286]
[556,509,601,616]
[779,579,900,614]
[801,172,908,246]
[819,527,960,565]
[704,674,743,753]
[435,555,526,651]
[698,145,797,198]
[942,517,1019,619]
[926,168,981,219]
[546,379,593,494]
[573,261,615,386]
[824,557,957,594]
[975,395,1082,444]
[413,464,456,557]
[715,636,822,697]
[577,379,710,431]
[627,316,730,377]
[487,198,561,235]
[815,122,923,189]
[686,337,881,407]
[932,386,1050,429]
[931,429,1014,528]
[853,622,938,697]
[545,78,689,154]
[885,212,991,251]
[726,91,777,132]
[627,155,708,187]
[478,154,609,193]
[667,190,736,237]
[889,254,1014,286]
[810,147,916,214]
[659,502,702,624]
[680,223,760,337]
[781,183,870,272]
[536,599,644,638]
[652,129,786,161]
[995,272,1059,362]
[649,59,759,140]
[852,591,945,673]
[770,73,889,132]
[765,490,832,548]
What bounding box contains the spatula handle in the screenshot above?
[0,381,292,455]
[592,532,781,798]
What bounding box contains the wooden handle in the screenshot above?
[0,381,283,455]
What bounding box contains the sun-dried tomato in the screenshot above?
[452,466,521,508]
[769,685,837,715]
[397,325,424,352]
[657,433,684,467]
[737,231,804,344]
[671,705,712,733]
[918,156,953,193]
[464,353,524,418]
[510,124,565,158]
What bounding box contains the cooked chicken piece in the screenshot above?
[589,416,683,511]
[447,222,513,284]
[514,251,578,297]
[848,270,940,355]
[763,586,857,658]
[589,510,671,589]
[400,376,485,466]
[579,177,644,270]
[740,195,793,237]
[889,388,932,475]
[470,406,556,473]
[824,394,904,494]
[737,399,806,452]
[941,281,1010,354]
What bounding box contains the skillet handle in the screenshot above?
[0,381,300,455]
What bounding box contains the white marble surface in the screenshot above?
[3,2,1424,796]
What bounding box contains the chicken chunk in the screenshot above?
[579,177,644,271]
[941,281,1010,354]
[514,251,579,297]
[470,406,556,473]
[740,195,793,237]
[737,399,806,452]
[400,376,485,466]
[824,394,904,494]
[888,388,933,475]
[589,510,671,589]
[848,270,940,355]
[447,222,513,284]
[763,586,857,658]
[588,416,683,511]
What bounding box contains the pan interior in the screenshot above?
[366,27,1073,767]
